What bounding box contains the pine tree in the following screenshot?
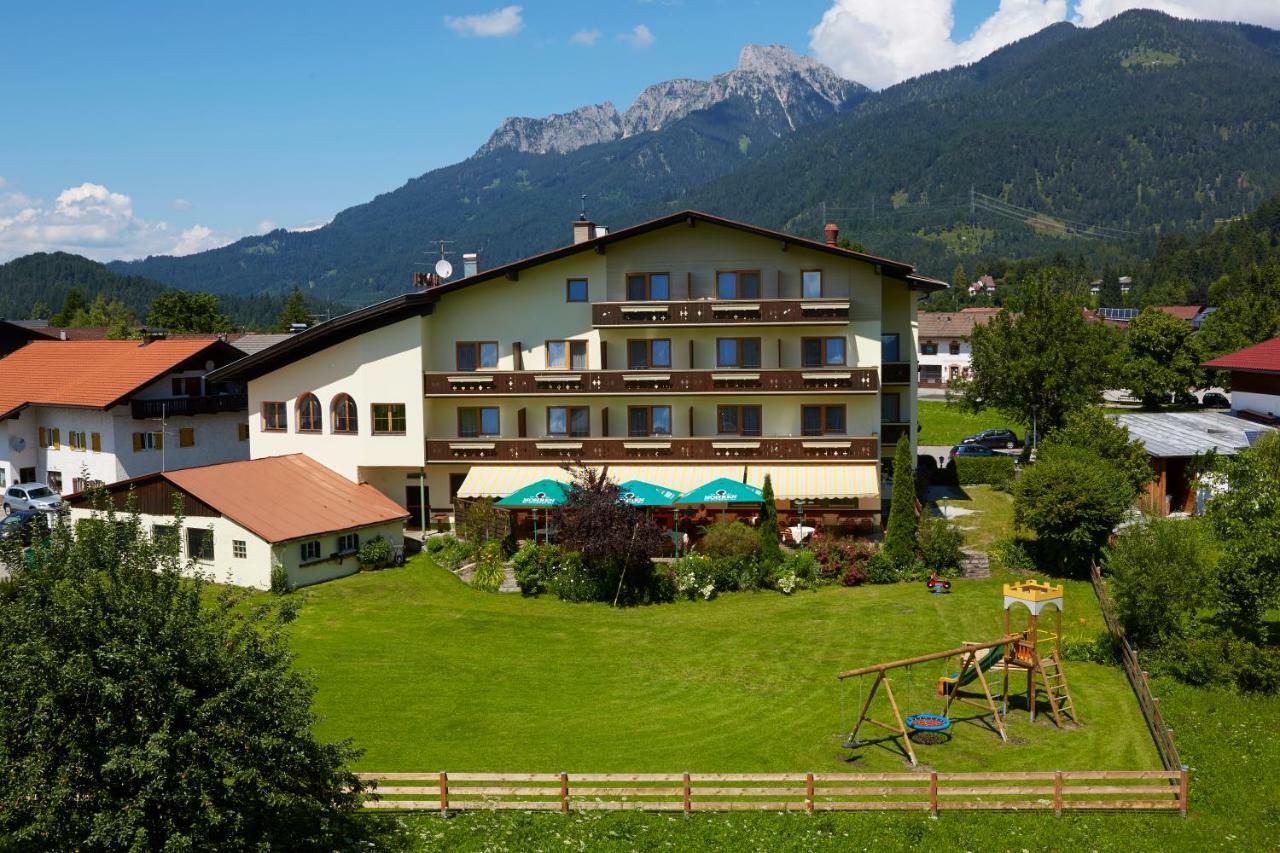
[884,435,917,570]
[50,287,86,327]
[759,474,782,570]
[276,285,311,331]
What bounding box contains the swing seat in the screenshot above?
[904,713,952,732]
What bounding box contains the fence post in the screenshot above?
[438,771,449,816]
[929,771,938,817]
[682,772,691,815]
[1179,765,1190,817]
[805,772,815,814]
[560,772,569,814]
[1053,770,1063,817]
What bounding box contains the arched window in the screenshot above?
[296,393,322,433]
[331,393,358,434]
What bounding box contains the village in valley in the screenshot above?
[1,3,1278,851]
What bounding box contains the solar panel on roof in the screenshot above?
[1097,307,1139,321]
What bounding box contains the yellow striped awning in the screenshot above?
[455,465,578,499]
[745,464,880,500]
[603,464,745,494]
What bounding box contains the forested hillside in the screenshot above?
[110,10,1280,307]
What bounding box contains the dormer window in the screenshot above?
[626,273,670,301]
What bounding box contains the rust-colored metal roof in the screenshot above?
[163,454,409,543]
[918,308,999,339]
[1203,335,1280,373]
[0,338,229,419]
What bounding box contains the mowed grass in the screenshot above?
[917,400,1022,446]
[942,485,1017,552]
[287,558,1156,774]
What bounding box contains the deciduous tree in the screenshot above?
[147,290,235,334]
[1123,307,1201,407]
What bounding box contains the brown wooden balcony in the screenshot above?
[880,422,911,448]
[882,362,912,384]
[425,436,879,463]
[592,298,850,327]
[424,368,878,397]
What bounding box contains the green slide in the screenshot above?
[940,645,1004,691]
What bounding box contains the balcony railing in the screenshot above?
[131,394,248,420]
[882,362,912,384]
[424,368,878,396]
[426,436,879,463]
[592,298,851,327]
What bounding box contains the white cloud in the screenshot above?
[0,176,6,188]
[570,28,601,46]
[172,197,192,210]
[618,23,656,49]
[288,220,329,233]
[257,219,279,234]
[171,224,231,256]
[444,5,524,38]
[810,0,1280,90]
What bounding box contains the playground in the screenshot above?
[287,557,1159,774]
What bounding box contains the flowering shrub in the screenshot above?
[809,534,876,585]
[512,542,564,595]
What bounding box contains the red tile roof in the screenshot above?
[1154,305,1203,322]
[1202,335,1280,373]
[0,338,227,419]
[918,308,999,338]
[164,455,408,543]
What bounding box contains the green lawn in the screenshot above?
[940,485,1017,553]
[288,558,1154,775]
[917,400,1022,446]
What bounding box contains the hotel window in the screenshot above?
[626,339,671,369]
[456,341,499,371]
[920,341,938,355]
[716,337,761,369]
[628,405,672,437]
[186,527,214,561]
[881,333,901,362]
[566,278,589,302]
[949,340,962,355]
[547,406,590,437]
[331,393,358,434]
[547,340,587,370]
[882,392,902,423]
[801,404,846,436]
[802,270,823,298]
[262,401,287,432]
[232,539,247,559]
[626,272,670,301]
[801,337,846,367]
[716,269,761,300]
[717,405,763,437]
[458,406,499,438]
[296,393,322,432]
[371,403,407,435]
[300,540,321,562]
[337,532,359,553]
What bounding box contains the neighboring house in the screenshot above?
[1112,411,1275,515]
[0,319,54,358]
[916,308,999,387]
[209,209,943,530]
[66,454,408,589]
[1202,335,1280,423]
[967,275,995,297]
[0,336,249,496]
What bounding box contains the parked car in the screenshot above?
[950,443,999,459]
[961,428,1021,450]
[1200,391,1231,409]
[0,509,51,548]
[3,483,62,514]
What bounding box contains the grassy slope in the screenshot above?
[944,485,1018,552]
[289,559,1150,775]
[917,401,1022,446]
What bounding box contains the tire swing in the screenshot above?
[903,665,952,745]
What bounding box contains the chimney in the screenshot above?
[824,222,840,247]
[140,328,167,345]
[463,252,479,277]
[573,217,596,245]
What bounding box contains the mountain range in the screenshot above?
[95,11,1280,309]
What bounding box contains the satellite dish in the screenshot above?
[10,436,26,453]
[435,259,454,279]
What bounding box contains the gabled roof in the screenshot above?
[1154,305,1204,322]
[918,308,999,339]
[1112,411,1275,458]
[0,338,242,420]
[69,454,409,543]
[211,209,940,383]
[1202,335,1280,374]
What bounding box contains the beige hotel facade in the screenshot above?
[211,211,942,531]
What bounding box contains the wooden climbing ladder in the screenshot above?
[1038,651,1079,725]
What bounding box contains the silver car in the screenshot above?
[3,483,62,514]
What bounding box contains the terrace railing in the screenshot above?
[592,298,850,328]
[358,770,1188,815]
[424,368,879,397]
[425,436,879,463]
[130,394,248,420]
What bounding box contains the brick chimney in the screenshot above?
[573,217,597,245]
[463,252,479,277]
[824,222,840,247]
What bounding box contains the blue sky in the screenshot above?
[1,1,1268,261]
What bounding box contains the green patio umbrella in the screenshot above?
[617,480,679,507]
[674,477,764,505]
[497,478,569,543]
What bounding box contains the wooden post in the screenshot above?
[879,675,918,768]
[845,670,883,747]
[560,772,569,813]
[682,772,691,815]
[929,772,938,816]
[1179,765,1190,817]
[1053,770,1063,817]
[805,772,815,814]
[438,771,449,815]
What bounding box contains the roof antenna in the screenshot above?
[578,194,588,221]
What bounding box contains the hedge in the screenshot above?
[955,455,1016,488]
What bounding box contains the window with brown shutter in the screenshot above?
[179,428,195,448]
[51,428,60,450]
[91,432,101,452]
[38,427,47,448]
[238,422,250,441]
[132,432,143,452]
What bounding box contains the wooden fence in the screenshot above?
[358,770,1187,815]
[1089,563,1185,772]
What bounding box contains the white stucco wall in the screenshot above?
[1233,390,1279,419]
[917,337,973,383]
